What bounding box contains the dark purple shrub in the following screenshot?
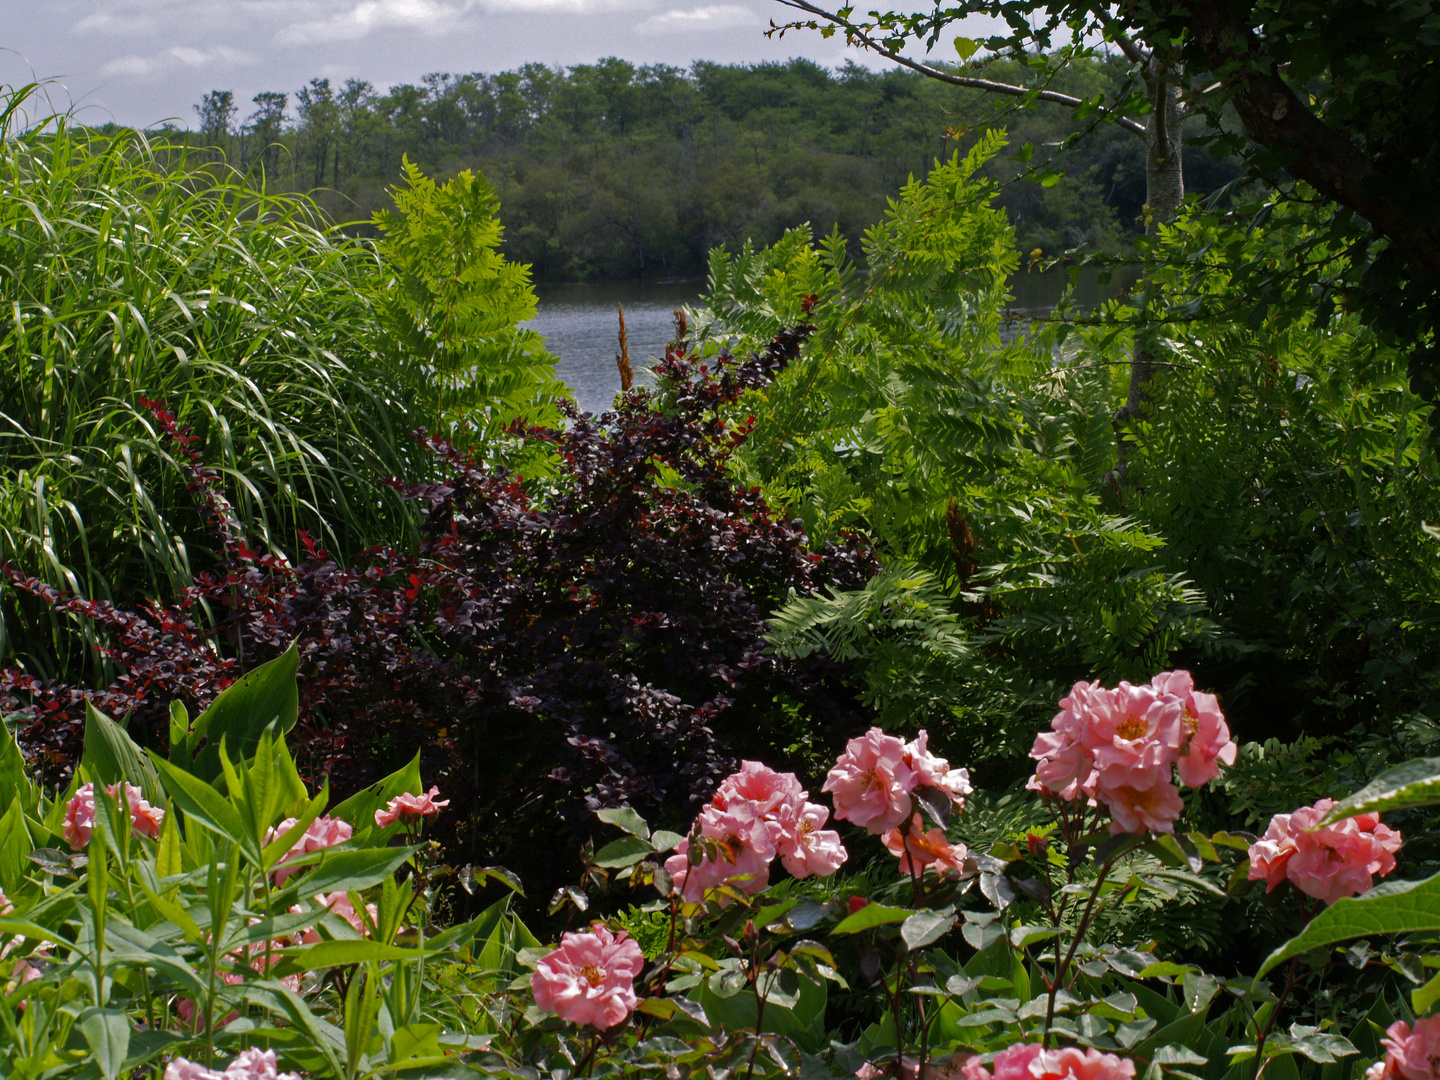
[2,323,876,893]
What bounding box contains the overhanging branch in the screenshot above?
[771,0,1149,139]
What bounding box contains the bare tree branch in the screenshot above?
[771,0,1149,139]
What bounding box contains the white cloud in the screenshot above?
[277,0,474,45]
[99,46,261,81]
[633,3,753,34]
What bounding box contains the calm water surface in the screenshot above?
[530,269,1132,415]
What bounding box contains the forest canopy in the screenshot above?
[165,55,1240,282]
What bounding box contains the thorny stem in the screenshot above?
[1044,856,1115,1047]
[1252,957,1301,1080]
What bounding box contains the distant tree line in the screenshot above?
[176,57,1241,282]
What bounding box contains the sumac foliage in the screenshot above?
[1,324,875,893]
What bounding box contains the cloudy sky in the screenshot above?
[1,0,938,128]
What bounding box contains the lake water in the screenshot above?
[530,268,1131,415]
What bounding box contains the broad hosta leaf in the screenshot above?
[1259,870,1440,974]
[188,643,300,781]
[1322,757,1440,824]
[83,702,160,799]
[0,720,33,807]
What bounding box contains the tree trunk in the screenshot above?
[1110,63,1185,489]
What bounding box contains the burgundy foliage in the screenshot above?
[2,324,876,889]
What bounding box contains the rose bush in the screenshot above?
[3,663,1437,1080]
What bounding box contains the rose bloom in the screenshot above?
[1248,798,1402,905]
[303,891,378,941]
[774,800,847,879]
[963,1044,1136,1080]
[63,782,165,849]
[1101,777,1185,836]
[1081,681,1184,793]
[904,731,974,808]
[1029,680,1106,801]
[882,814,971,878]
[531,925,644,1029]
[665,801,776,903]
[1150,670,1237,786]
[263,814,353,884]
[374,786,449,828]
[165,1048,301,1080]
[713,760,806,820]
[824,727,919,833]
[1367,1017,1440,1080]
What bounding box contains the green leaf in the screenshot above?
[1259,870,1440,975]
[82,702,160,798]
[0,794,33,893]
[593,835,653,868]
[1322,757,1440,823]
[831,903,910,934]
[901,909,954,951]
[1412,969,1440,1016]
[287,939,435,970]
[0,720,33,808]
[188,643,299,781]
[953,35,980,60]
[281,845,417,897]
[151,753,252,861]
[76,1007,130,1080]
[596,806,650,840]
[331,751,422,840]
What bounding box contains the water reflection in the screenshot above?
[529,267,1135,415]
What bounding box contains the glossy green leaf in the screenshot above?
[1322,757,1440,824]
[596,806,650,840]
[331,750,422,841]
[1259,870,1440,974]
[831,903,910,934]
[593,835,652,867]
[288,939,435,970]
[77,1007,130,1080]
[901,909,954,951]
[82,701,160,799]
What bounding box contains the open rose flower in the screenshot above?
[374,786,449,829]
[531,925,644,1029]
[824,727,920,833]
[263,814,353,884]
[882,814,971,878]
[1150,669,1237,786]
[1366,1016,1440,1080]
[774,800,847,879]
[905,732,973,808]
[164,1048,301,1080]
[963,1044,1136,1080]
[665,800,776,903]
[1248,798,1402,905]
[63,782,165,849]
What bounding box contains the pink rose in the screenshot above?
[775,800,847,879]
[531,924,644,1029]
[1150,670,1237,786]
[1029,681,1106,800]
[1102,779,1185,836]
[904,732,973,808]
[713,760,807,820]
[964,1045,1135,1080]
[374,786,449,829]
[263,814,354,884]
[164,1048,301,1080]
[664,801,776,904]
[1248,798,1402,905]
[1372,1017,1440,1080]
[882,814,971,878]
[63,782,165,849]
[824,727,919,833]
[962,1043,1044,1080]
[303,892,377,940]
[1082,682,1184,791]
